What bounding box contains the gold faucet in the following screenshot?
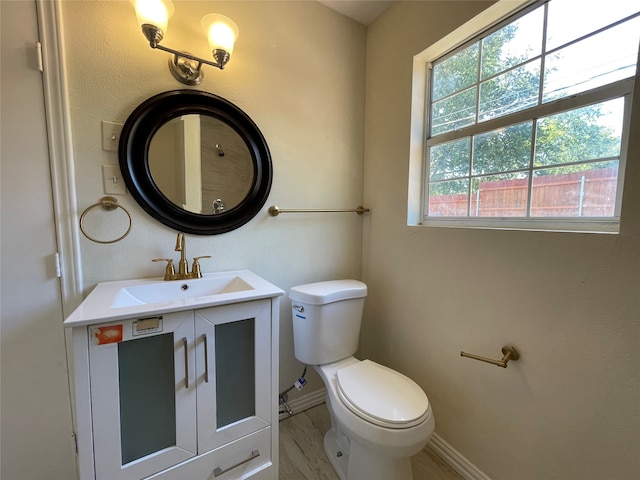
[152,232,211,281]
[175,232,188,276]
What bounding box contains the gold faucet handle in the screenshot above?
[152,258,176,280]
[191,256,211,278]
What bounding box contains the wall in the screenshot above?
[60,0,366,403]
[362,2,640,479]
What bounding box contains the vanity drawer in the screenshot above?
[145,427,272,480]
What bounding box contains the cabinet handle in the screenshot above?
[202,334,209,383]
[183,337,189,389]
[213,449,260,477]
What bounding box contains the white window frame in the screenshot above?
[408,0,636,234]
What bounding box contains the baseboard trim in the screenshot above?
[278,388,327,422]
[427,433,492,480]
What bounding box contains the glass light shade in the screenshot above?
[201,14,239,57]
[131,0,174,34]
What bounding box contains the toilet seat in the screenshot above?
[336,360,429,429]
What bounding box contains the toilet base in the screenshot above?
[323,427,414,480]
[324,429,348,480]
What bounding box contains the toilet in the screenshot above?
[289,280,435,480]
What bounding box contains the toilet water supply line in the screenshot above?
[279,365,308,415]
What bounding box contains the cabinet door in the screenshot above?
[195,299,271,452]
[88,311,197,480]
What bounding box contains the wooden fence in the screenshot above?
[429,167,617,217]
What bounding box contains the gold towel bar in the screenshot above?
[460,346,520,368]
[268,205,370,216]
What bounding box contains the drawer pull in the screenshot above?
[213,449,260,477]
[183,337,189,389]
[202,334,209,383]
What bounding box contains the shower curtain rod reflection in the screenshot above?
[268,205,370,216]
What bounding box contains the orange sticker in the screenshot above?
[93,325,123,345]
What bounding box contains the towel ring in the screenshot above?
[80,196,132,244]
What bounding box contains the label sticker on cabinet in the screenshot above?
[133,317,163,336]
[90,325,123,345]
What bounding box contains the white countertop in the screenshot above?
[64,270,284,327]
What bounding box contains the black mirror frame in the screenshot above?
[119,89,272,235]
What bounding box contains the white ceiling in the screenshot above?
[317,0,395,26]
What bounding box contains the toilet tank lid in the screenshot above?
[289,280,367,305]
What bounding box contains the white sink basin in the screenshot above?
[64,270,283,326]
[111,276,253,308]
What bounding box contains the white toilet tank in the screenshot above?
[290,280,367,365]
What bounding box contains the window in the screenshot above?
[411,0,640,233]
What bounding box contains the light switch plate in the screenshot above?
[102,165,126,195]
[101,120,123,152]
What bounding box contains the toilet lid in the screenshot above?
[336,360,429,429]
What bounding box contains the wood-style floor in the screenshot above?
[279,403,463,480]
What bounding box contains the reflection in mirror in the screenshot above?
[149,115,253,214]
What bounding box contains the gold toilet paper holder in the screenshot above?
[460,346,520,368]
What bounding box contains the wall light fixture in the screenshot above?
[131,0,239,85]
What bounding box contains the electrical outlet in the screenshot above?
[102,165,126,195]
[101,121,123,152]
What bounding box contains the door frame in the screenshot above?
[37,1,86,477]
[37,0,82,312]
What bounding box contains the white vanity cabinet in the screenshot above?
[65,271,282,480]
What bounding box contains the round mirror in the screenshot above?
[119,90,272,235]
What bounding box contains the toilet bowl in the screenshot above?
[317,357,435,480]
[289,280,435,480]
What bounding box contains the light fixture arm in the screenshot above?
[149,43,229,86]
[152,43,226,71]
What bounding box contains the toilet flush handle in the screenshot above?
[292,305,304,313]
